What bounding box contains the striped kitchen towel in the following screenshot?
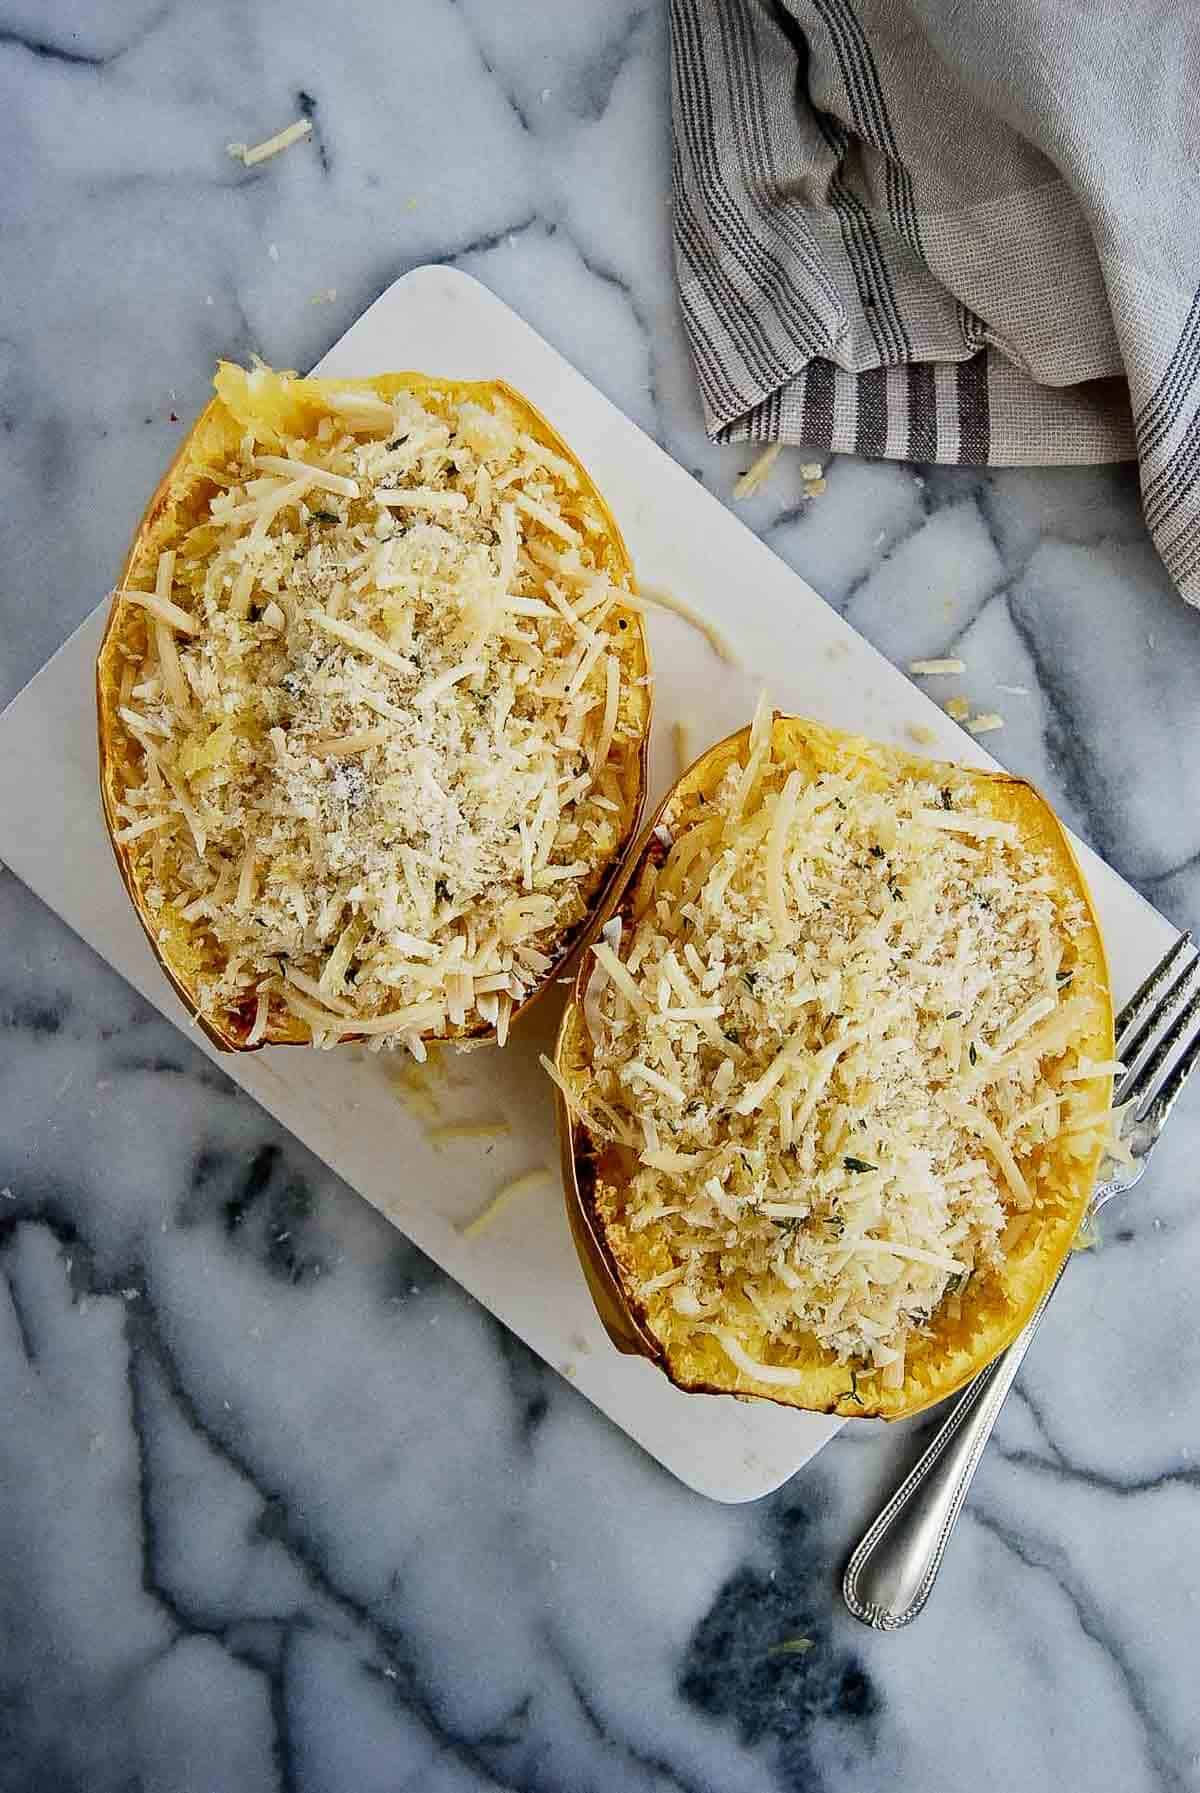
[672,0,1200,603]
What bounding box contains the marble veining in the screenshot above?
[2,3,1200,1789]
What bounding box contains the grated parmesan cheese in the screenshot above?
[107,369,647,1048]
[568,722,1101,1370]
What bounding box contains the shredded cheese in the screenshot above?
[226,118,312,166]
[733,442,782,499]
[1062,1058,1124,1081]
[246,988,270,1046]
[113,586,200,636]
[636,584,738,665]
[375,487,469,513]
[310,612,415,676]
[113,812,171,844]
[711,1330,805,1386]
[590,654,622,776]
[254,455,357,498]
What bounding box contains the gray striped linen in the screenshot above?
[672,0,1200,603]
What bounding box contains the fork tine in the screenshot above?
[1139,1017,1200,1129]
[1116,931,1193,1050]
[1116,978,1200,1109]
[1117,949,1200,1071]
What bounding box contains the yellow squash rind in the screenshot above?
[98,365,650,1052]
[554,715,1114,1421]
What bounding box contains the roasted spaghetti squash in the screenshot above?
[98,364,650,1052]
[552,707,1113,1420]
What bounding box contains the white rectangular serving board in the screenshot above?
[0,267,1177,1501]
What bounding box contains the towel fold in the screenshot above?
[671,0,1200,603]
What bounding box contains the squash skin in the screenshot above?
[554,714,1114,1421]
[97,365,650,1053]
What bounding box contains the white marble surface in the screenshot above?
[2,4,1199,1790]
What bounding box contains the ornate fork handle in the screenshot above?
[842,1260,1067,1630]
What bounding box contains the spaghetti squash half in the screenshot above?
[98,364,650,1053]
[554,709,1112,1420]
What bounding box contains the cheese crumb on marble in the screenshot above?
[227,118,312,166]
[733,442,781,498]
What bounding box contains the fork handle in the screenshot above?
[842,1260,1068,1629]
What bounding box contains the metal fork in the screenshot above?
[842,932,1200,1631]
